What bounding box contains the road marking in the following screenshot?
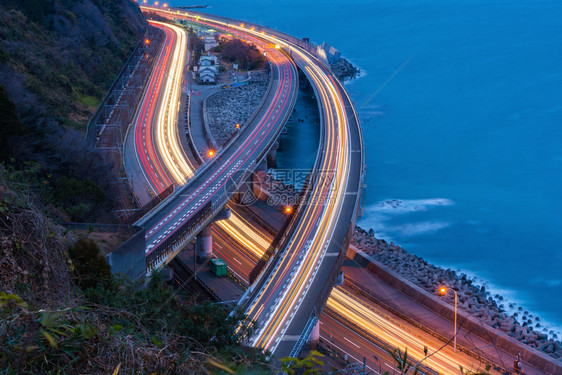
[343,336,360,349]
[280,335,300,341]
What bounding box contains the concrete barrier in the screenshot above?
[106,225,146,281]
[346,245,562,375]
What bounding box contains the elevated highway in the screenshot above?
[140,7,364,359]
[132,13,299,273]
[124,21,195,206]
[125,10,560,375]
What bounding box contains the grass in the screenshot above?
[77,94,100,108]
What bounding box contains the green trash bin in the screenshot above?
[209,258,228,277]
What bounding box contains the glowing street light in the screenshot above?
[275,44,281,49]
[163,3,167,7]
[284,206,293,214]
[154,1,159,5]
[145,39,150,45]
[235,123,240,130]
[207,149,215,157]
[439,286,458,352]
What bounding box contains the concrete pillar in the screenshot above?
[215,208,231,221]
[266,141,279,169]
[253,159,269,201]
[335,271,344,286]
[196,224,213,263]
[256,158,268,172]
[237,173,255,205]
[309,320,320,345]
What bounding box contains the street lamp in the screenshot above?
[439,286,458,352]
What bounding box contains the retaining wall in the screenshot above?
[346,245,562,375]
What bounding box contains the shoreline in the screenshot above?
[353,226,562,362]
[448,266,562,339]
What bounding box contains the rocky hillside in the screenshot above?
[0,0,146,222]
[0,0,146,128]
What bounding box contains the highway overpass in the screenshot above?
[130,12,299,276]
[140,6,365,359]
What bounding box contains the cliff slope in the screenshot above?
[0,0,146,222]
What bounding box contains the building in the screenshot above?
[198,66,216,83]
[197,54,219,83]
[199,54,218,67]
[203,34,219,51]
[197,30,219,51]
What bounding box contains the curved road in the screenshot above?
[134,18,299,273]
[141,7,364,359]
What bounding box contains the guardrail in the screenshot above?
[323,307,439,375]
[248,169,313,284]
[124,184,174,224]
[342,276,506,373]
[85,26,165,145]
[136,29,298,267]
[146,200,213,272]
[145,160,259,273]
[185,93,204,165]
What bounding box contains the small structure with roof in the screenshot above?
[197,53,219,83]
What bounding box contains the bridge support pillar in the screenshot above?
[196,225,213,263]
[335,271,344,286]
[251,159,269,202]
[266,141,279,169]
[256,157,268,172]
[196,209,231,263]
[308,320,320,346]
[237,173,256,205]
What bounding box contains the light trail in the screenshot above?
[132,23,175,195]
[142,7,358,356]
[150,21,195,184]
[216,210,270,260]
[327,287,497,375]
[137,11,299,273]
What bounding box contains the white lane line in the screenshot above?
[343,336,360,349]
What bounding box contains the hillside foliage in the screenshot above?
[0,0,146,222]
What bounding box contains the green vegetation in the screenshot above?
[280,350,325,374]
[0,169,270,373]
[0,277,270,373]
[77,94,100,108]
[0,0,145,128]
[0,0,147,223]
[214,38,267,71]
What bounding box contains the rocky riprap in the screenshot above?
[352,227,562,361]
[331,57,361,82]
[206,72,269,146]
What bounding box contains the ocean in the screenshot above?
[167,0,562,334]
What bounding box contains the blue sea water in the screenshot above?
[168,0,562,333]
